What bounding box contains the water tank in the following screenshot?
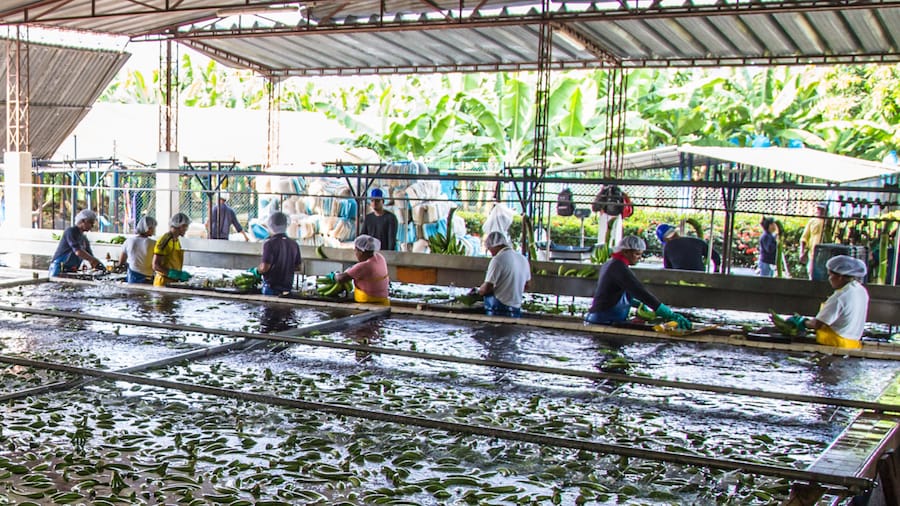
[811,244,868,282]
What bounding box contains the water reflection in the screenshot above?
[471,324,521,383]
[258,304,296,334]
[344,324,381,363]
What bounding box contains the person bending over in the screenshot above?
[477,231,531,318]
[254,212,301,296]
[119,215,157,284]
[787,255,869,349]
[336,235,390,306]
[49,209,104,276]
[584,235,691,329]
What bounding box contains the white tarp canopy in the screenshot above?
[678,145,899,183]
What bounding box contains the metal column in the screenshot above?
[5,25,29,154]
[158,40,179,153]
[266,77,282,169]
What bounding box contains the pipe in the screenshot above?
[0,353,873,492]
[0,337,251,402]
[0,304,897,412]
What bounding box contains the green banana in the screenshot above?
[315,245,327,259]
[636,304,657,321]
[769,309,800,337]
[685,217,704,237]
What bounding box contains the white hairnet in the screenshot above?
[614,235,646,253]
[75,209,97,225]
[354,234,381,252]
[484,231,510,249]
[219,192,230,201]
[170,213,191,228]
[136,216,157,235]
[826,255,867,278]
[267,212,288,235]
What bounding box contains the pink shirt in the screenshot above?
[344,253,389,298]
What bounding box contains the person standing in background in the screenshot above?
[119,216,157,284]
[656,223,721,272]
[758,217,778,277]
[799,203,827,280]
[361,188,398,251]
[207,192,249,241]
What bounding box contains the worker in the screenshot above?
[656,223,720,272]
[252,212,301,296]
[118,216,157,284]
[584,235,691,329]
[758,217,778,277]
[49,209,104,276]
[335,234,390,305]
[361,188,398,251]
[477,231,531,318]
[799,203,827,280]
[207,192,249,241]
[787,255,869,349]
[152,213,192,286]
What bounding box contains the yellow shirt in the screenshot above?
[152,232,184,286]
[801,218,825,250]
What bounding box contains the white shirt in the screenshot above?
[816,280,869,341]
[122,236,156,276]
[484,247,531,308]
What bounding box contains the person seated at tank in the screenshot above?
[152,213,192,287]
[584,235,691,329]
[118,216,157,284]
[477,231,531,318]
[786,255,869,349]
[335,234,390,306]
[656,223,720,272]
[250,211,301,296]
[49,209,105,277]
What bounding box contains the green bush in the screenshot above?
[457,208,814,277]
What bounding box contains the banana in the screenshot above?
[315,245,327,259]
[685,217,705,237]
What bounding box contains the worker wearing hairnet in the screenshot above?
[335,234,390,305]
[585,235,692,329]
[786,255,870,349]
[477,231,530,318]
[152,213,192,286]
[253,212,301,296]
[49,209,105,277]
[118,215,157,283]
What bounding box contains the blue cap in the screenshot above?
[655,224,674,243]
[370,188,384,199]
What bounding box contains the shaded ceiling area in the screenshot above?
[0,1,898,77]
[0,39,129,159]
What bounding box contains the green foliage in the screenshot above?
[97,49,900,168]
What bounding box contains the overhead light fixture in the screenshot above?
[555,29,586,51]
[215,4,302,17]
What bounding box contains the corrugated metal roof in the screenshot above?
[0,40,129,159]
[1,1,898,75]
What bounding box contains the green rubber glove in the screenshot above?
[788,314,807,332]
[629,298,643,308]
[247,267,261,280]
[656,303,692,330]
[327,272,337,282]
[166,269,181,280]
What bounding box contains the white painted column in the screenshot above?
[155,151,180,224]
[2,151,33,268]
